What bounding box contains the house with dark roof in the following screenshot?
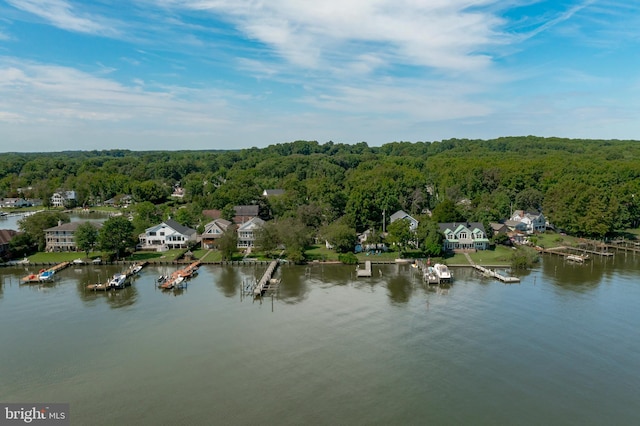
[139,219,197,251]
[233,205,260,224]
[439,222,490,251]
[44,221,102,252]
[0,229,18,259]
[389,210,419,231]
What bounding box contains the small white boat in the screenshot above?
[108,273,127,289]
[567,254,586,263]
[433,263,452,283]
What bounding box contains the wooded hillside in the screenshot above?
[2,136,639,238]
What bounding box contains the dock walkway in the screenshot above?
[253,260,279,296]
[465,253,520,283]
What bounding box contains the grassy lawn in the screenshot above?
[467,246,513,265]
[128,249,184,263]
[305,245,340,262]
[533,232,585,249]
[28,252,106,263]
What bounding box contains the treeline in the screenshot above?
[2,136,640,239]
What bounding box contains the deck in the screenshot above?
[356,261,372,277]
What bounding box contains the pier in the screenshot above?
[21,261,70,283]
[356,261,372,277]
[253,260,280,296]
[472,265,520,283]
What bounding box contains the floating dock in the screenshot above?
[356,261,372,277]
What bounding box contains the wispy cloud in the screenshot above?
[156,0,506,73]
[5,0,119,35]
[516,0,596,42]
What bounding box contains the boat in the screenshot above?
[108,273,127,289]
[433,263,452,283]
[173,275,187,289]
[567,254,587,263]
[423,266,439,284]
[38,269,55,282]
[129,263,144,275]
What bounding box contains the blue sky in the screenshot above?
[0,0,639,151]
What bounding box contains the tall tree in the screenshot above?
[98,216,136,259]
[75,222,99,258]
[218,227,238,261]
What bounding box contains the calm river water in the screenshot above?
[1,253,640,425]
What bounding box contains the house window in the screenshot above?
[160,232,164,236]
[459,232,467,239]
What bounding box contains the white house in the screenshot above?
[139,219,197,251]
[439,222,490,251]
[510,210,546,234]
[389,210,419,231]
[51,191,76,208]
[237,217,265,249]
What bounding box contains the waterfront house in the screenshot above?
[139,219,197,251]
[51,191,76,208]
[237,217,265,249]
[1,198,32,208]
[201,218,233,249]
[439,222,490,251]
[489,222,510,236]
[44,221,101,252]
[510,210,546,234]
[0,229,18,259]
[389,210,419,231]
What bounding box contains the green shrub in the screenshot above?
[338,252,358,264]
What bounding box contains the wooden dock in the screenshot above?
[473,265,520,283]
[539,246,613,258]
[356,261,372,277]
[253,260,279,296]
[21,261,70,283]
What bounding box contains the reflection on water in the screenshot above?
[1,256,640,425]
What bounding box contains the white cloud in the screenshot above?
[0,58,236,128]
[157,0,505,73]
[5,0,119,35]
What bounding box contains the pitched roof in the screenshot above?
[237,217,265,231]
[390,210,417,223]
[234,205,259,216]
[44,221,102,232]
[202,209,222,220]
[438,222,487,234]
[0,229,18,245]
[164,218,196,236]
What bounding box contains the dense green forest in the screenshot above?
[2,137,640,241]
